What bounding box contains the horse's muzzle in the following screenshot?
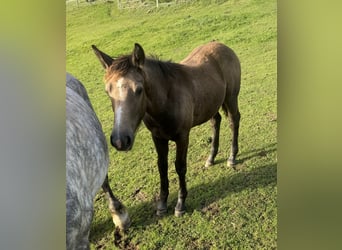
[110,133,133,151]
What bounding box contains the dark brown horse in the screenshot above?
[92,41,241,216]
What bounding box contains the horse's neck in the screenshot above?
[144,80,167,117]
[143,63,170,116]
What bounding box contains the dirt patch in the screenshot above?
[131,187,147,202]
[201,202,220,218]
[114,227,138,250]
[258,151,267,157]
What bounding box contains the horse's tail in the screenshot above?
[216,44,241,118]
[221,71,241,118]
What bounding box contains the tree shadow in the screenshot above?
[90,160,277,243]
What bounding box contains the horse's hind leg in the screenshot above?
[102,175,131,230]
[205,112,222,167]
[174,133,189,217]
[225,95,240,166]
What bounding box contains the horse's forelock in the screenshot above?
[106,55,133,79]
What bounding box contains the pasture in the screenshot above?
[66,0,277,249]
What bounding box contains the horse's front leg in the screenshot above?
[152,135,169,216]
[102,175,130,230]
[174,133,189,217]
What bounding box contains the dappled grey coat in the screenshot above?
[66,73,108,250]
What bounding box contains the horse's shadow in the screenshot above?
[90,144,277,242]
[238,142,277,163]
[208,142,276,166]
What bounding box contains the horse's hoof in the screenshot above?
[205,160,214,168]
[227,157,237,167]
[156,208,167,217]
[156,200,167,216]
[174,209,186,217]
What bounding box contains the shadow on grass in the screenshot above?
[238,142,277,163]
[205,142,277,166]
[90,157,277,242]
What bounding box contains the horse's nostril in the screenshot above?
[110,133,133,151]
[110,135,123,149]
[125,136,132,148]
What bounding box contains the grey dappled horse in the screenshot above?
[66,73,130,250]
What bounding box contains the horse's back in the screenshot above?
[181,41,239,66]
[66,84,108,198]
[181,41,240,94]
[66,73,94,110]
[177,42,240,125]
[66,74,108,249]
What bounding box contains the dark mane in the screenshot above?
[106,54,184,80]
[147,56,184,79]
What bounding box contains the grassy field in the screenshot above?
[66,0,277,248]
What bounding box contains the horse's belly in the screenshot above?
[192,90,225,126]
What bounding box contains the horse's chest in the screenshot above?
[143,113,181,140]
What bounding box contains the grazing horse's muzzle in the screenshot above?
[110,133,133,151]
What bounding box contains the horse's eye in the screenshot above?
[135,86,143,96]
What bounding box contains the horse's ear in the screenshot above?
[91,45,114,69]
[132,43,145,68]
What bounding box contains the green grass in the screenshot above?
[67,0,277,248]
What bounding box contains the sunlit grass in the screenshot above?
[67,0,277,248]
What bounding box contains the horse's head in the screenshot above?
[92,43,146,151]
